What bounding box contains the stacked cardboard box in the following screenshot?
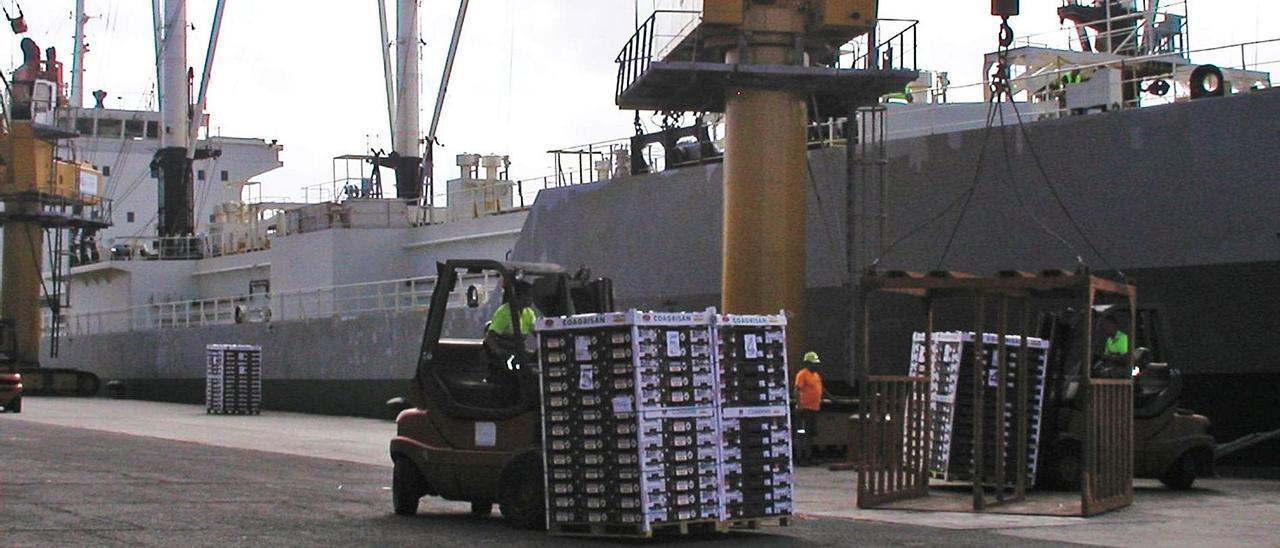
[713,313,794,521]
[909,332,1049,485]
[537,309,792,537]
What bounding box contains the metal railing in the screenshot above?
[101,232,270,262]
[52,272,497,336]
[847,19,920,72]
[615,10,697,100]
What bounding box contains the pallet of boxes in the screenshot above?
[205,344,262,415]
[536,308,794,538]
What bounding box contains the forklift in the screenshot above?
[1037,305,1216,490]
[388,260,614,528]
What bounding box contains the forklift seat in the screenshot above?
[434,339,521,410]
[1135,362,1183,419]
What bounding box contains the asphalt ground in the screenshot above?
[0,420,1079,547]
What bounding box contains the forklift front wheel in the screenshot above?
[499,456,546,530]
[392,457,426,516]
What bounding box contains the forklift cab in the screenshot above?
[414,260,613,420]
[392,259,614,526]
[1037,304,1214,490]
[1044,305,1168,408]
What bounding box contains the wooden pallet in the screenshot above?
[723,515,794,529]
[548,519,725,539]
[548,515,794,539]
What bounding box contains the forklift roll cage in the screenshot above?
[856,268,1137,517]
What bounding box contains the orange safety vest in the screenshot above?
[794,367,823,411]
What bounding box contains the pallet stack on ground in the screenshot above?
[205,344,262,415]
[909,332,1049,485]
[714,313,795,523]
[536,309,793,538]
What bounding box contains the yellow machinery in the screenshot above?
[0,42,110,376]
[615,0,913,367]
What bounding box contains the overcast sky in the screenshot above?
[5,1,1277,201]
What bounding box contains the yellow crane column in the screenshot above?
[615,0,911,373]
[1,199,44,367]
[720,2,811,364]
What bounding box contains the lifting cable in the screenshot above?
[873,15,1122,276]
[806,94,856,282]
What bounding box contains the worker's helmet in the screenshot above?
[803,351,820,364]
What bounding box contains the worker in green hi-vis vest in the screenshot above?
[484,280,537,382]
[1101,315,1130,356]
[1094,315,1132,379]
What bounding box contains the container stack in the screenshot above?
[713,313,795,522]
[909,332,1049,485]
[537,309,792,538]
[205,344,262,415]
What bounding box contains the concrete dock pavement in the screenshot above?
[4,398,1278,546]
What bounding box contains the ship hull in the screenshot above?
[46,91,1280,466]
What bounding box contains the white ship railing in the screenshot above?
[51,272,497,336]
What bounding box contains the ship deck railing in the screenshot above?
[46,272,497,337]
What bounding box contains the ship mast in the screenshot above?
[69,0,87,108]
[392,0,422,200]
[155,0,194,248]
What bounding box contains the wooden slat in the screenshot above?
[858,376,930,508]
[1082,379,1134,516]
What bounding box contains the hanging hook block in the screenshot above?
[991,0,1019,18]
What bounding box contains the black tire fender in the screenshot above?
[1190,64,1226,99]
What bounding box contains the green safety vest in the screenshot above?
[489,303,535,336]
[1105,331,1129,355]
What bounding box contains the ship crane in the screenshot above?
[614,0,917,367]
[0,38,112,392]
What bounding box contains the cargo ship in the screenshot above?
[32,2,1277,465]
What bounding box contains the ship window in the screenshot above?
[126,212,135,223]
[124,119,146,139]
[221,170,229,182]
[96,118,123,138]
[197,170,206,181]
[145,121,159,138]
[75,117,95,136]
[102,165,111,177]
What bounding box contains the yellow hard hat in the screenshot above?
[803,351,820,364]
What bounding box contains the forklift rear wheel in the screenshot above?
[470,501,493,517]
[499,457,546,530]
[1159,452,1201,491]
[392,457,426,516]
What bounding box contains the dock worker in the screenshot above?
[1101,315,1129,356]
[1095,315,1131,378]
[484,280,536,382]
[793,352,824,465]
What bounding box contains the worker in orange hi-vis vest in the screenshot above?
[793,352,824,465]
